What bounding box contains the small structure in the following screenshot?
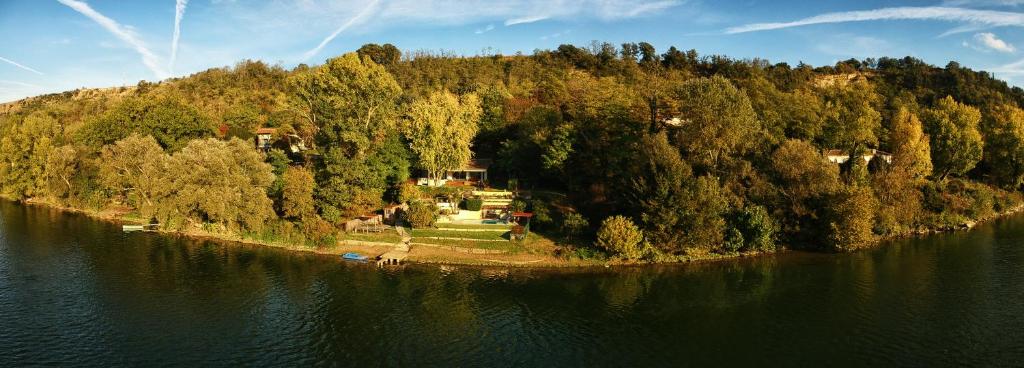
[377,251,407,266]
[255,128,276,151]
[417,159,491,186]
[825,149,893,164]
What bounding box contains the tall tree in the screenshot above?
[289,53,404,220]
[888,108,933,180]
[922,96,983,181]
[981,104,1024,189]
[671,76,760,171]
[405,90,482,184]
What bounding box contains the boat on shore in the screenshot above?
[342,252,369,262]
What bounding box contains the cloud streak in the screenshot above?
[0,56,44,75]
[57,0,168,79]
[171,0,188,73]
[475,24,495,34]
[725,6,1024,34]
[301,0,381,62]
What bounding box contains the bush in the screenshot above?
[463,197,483,211]
[595,215,646,260]
[404,201,437,228]
[728,205,779,252]
[510,199,527,213]
[561,212,589,240]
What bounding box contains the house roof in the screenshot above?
[825,148,892,157]
[255,128,277,135]
[456,159,492,171]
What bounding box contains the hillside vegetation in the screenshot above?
[2,42,1024,261]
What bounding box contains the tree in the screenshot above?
[671,76,760,170]
[281,166,315,220]
[44,145,78,200]
[821,79,882,152]
[922,96,983,181]
[97,135,171,217]
[729,205,778,252]
[561,212,590,240]
[981,104,1024,189]
[165,138,275,231]
[405,90,482,184]
[595,215,646,260]
[404,201,437,228]
[889,108,932,180]
[77,96,213,151]
[770,139,841,218]
[289,53,404,219]
[825,187,878,252]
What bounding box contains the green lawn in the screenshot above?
[434,223,512,230]
[339,232,403,244]
[413,238,522,252]
[411,229,509,241]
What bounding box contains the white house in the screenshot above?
[825,149,893,164]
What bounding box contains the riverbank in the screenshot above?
[7,197,1024,269]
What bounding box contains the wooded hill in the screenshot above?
[3,42,1024,260]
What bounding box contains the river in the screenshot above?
[2,200,1023,367]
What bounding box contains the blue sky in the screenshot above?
[1,0,1023,102]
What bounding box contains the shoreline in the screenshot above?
[7,197,1024,270]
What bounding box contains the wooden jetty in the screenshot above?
[377,251,407,266]
[122,224,160,232]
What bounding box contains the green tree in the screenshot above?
[922,96,983,181]
[825,186,879,251]
[405,90,482,184]
[404,201,437,228]
[281,166,315,220]
[672,76,759,170]
[981,104,1024,189]
[595,215,646,260]
[44,145,78,200]
[561,212,590,241]
[889,108,933,180]
[822,80,882,152]
[165,138,275,231]
[97,135,171,217]
[289,53,403,219]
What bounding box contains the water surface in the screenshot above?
[2,200,1023,367]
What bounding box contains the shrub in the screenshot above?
[404,201,437,228]
[728,205,779,252]
[561,212,589,240]
[510,199,527,212]
[463,197,483,211]
[595,215,645,260]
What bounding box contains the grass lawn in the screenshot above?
[411,229,509,240]
[435,223,512,230]
[339,232,403,244]
[413,238,524,252]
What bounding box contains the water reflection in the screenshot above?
[3,200,1024,366]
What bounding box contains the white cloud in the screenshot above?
[942,0,1024,6]
[972,32,1016,52]
[0,56,44,75]
[505,15,549,26]
[301,0,382,61]
[171,0,189,73]
[475,24,495,34]
[57,0,168,79]
[725,7,1024,34]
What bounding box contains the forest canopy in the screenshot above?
[2,42,1023,256]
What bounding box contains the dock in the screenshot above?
[122,224,160,232]
[377,251,407,266]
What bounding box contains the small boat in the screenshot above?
[342,252,369,262]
